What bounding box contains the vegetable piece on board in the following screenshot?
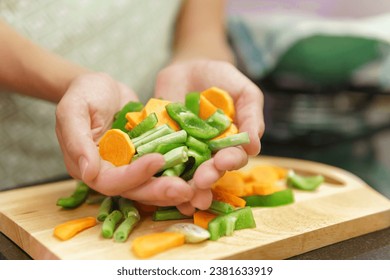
[97,196,113,222]
[136,130,187,156]
[199,95,218,120]
[129,112,158,139]
[193,210,218,229]
[165,223,210,243]
[287,171,324,191]
[243,188,294,207]
[208,200,235,215]
[208,207,256,241]
[132,232,185,258]
[211,123,238,140]
[247,165,281,196]
[185,91,201,116]
[166,102,220,140]
[200,87,235,119]
[102,210,123,239]
[143,98,180,130]
[152,208,192,221]
[212,170,247,197]
[208,132,250,152]
[212,189,246,208]
[114,198,140,242]
[54,217,97,241]
[206,109,232,135]
[56,181,90,209]
[112,101,144,131]
[125,111,146,130]
[98,129,135,166]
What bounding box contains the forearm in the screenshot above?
[171,0,235,65]
[0,20,88,103]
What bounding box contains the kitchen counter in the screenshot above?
[1,92,389,260]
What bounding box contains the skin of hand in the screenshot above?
[154,59,265,215]
[55,73,196,206]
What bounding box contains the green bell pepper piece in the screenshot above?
[111,101,144,132]
[287,171,324,191]
[185,91,201,116]
[208,200,235,215]
[208,207,256,241]
[166,102,220,140]
[243,188,294,207]
[181,148,211,181]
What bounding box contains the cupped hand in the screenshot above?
[55,73,195,206]
[154,60,265,215]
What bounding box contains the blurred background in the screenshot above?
[227,0,390,198]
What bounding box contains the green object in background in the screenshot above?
[112,101,144,132]
[272,35,381,87]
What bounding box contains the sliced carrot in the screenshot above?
[132,232,185,258]
[212,170,247,197]
[143,98,180,130]
[212,189,246,208]
[98,129,135,166]
[54,217,97,241]
[211,123,238,140]
[201,87,235,120]
[125,111,146,129]
[133,201,158,214]
[199,95,218,120]
[193,210,217,229]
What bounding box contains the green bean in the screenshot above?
[152,208,192,221]
[208,132,250,152]
[136,130,187,156]
[129,112,158,138]
[113,216,139,242]
[161,146,188,170]
[132,124,173,148]
[118,197,140,219]
[97,196,113,222]
[56,181,89,209]
[101,210,123,239]
[162,163,186,177]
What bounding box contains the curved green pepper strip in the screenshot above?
[166,102,220,140]
[111,101,144,131]
[243,188,294,207]
[287,171,324,191]
[56,181,90,209]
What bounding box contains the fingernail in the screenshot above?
[78,156,88,180]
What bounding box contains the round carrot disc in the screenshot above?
[98,129,135,166]
[200,87,235,120]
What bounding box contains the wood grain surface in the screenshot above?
[1,156,389,260]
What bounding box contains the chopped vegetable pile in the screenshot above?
[98,87,249,180]
[53,87,326,259]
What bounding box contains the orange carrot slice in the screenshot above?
[193,210,217,229]
[212,189,246,208]
[125,111,146,129]
[212,170,247,197]
[54,217,97,241]
[199,95,218,120]
[132,232,185,258]
[143,98,180,130]
[98,129,135,166]
[201,87,235,119]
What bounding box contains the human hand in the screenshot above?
[154,60,265,215]
[56,73,195,206]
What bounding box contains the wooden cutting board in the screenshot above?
[1,156,390,260]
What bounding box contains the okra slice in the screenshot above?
[166,103,220,140]
[208,132,250,152]
[129,112,158,138]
